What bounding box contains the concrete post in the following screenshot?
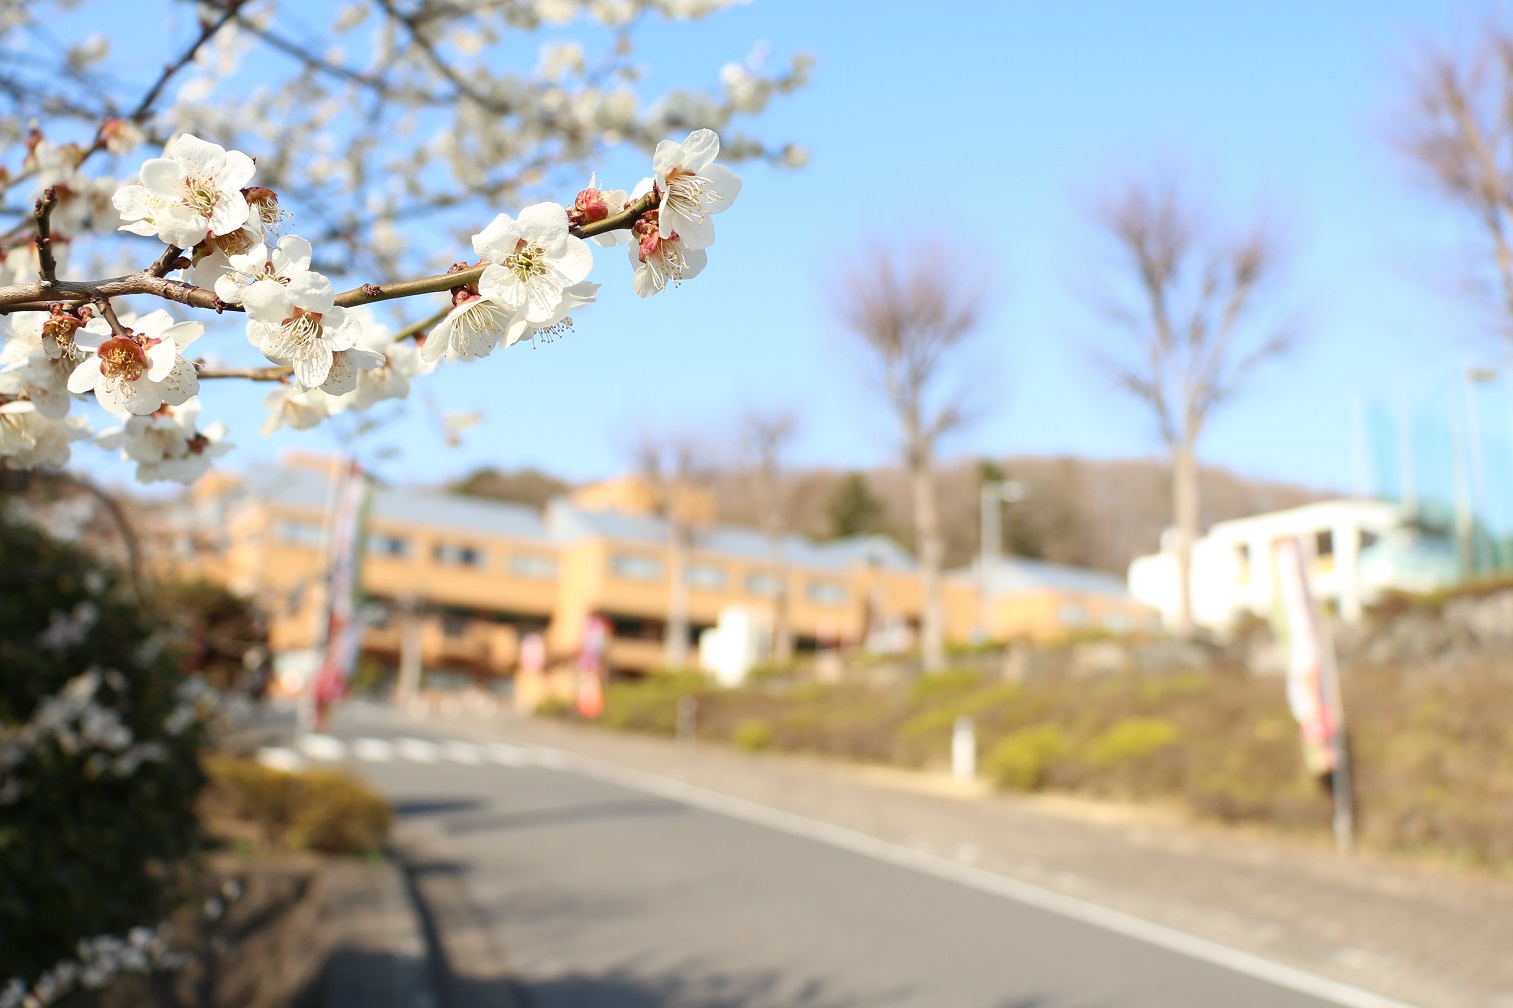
[952,715,976,782]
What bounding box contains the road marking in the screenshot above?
[487,742,531,767]
[255,746,307,772]
[444,741,484,765]
[396,738,441,763]
[298,734,347,761]
[352,737,395,762]
[517,741,1423,1008]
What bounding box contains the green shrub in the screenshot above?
[909,668,982,703]
[0,511,206,986]
[1087,718,1180,767]
[732,719,774,752]
[986,725,1071,791]
[205,756,391,855]
[533,695,571,719]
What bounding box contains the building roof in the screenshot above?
[965,555,1131,599]
[236,461,916,573]
[543,498,916,573]
[242,462,547,541]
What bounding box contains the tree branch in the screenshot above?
[33,186,56,284]
[196,364,293,381]
[0,191,656,314]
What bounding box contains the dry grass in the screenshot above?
[202,756,392,856]
[590,660,1513,867]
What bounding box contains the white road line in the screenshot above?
[396,737,440,763]
[298,734,346,761]
[444,741,484,765]
[487,742,531,767]
[255,746,307,772]
[352,738,395,762]
[523,743,1424,1008]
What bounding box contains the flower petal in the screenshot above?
[67,356,101,393]
[138,158,184,196]
[702,163,742,211]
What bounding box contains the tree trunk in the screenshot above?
[1171,438,1199,637]
[912,459,946,672]
[766,530,793,666]
[664,524,692,670]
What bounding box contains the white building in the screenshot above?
[1128,499,1460,632]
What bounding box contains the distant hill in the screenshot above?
[709,456,1327,576]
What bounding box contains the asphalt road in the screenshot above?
[307,706,1395,1008]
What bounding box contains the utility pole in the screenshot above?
[977,479,1026,641]
[1465,366,1496,571]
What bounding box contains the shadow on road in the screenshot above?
[446,797,689,836]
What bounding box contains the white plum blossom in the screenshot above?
[421,292,517,363]
[651,128,741,249]
[474,203,594,324]
[318,344,387,396]
[244,272,360,389]
[0,400,90,470]
[113,134,255,248]
[96,398,232,484]
[630,228,706,298]
[0,312,85,418]
[67,310,200,416]
[330,308,432,410]
[260,385,335,435]
[213,236,313,305]
[505,280,599,345]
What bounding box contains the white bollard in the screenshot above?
[951,715,976,782]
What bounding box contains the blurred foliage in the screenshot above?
[823,471,890,541]
[450,467,572,510]
[731,719,774,751]
[584,658,1513,867]
[151,578,265,690]
[202,756,391,856]
[0,510,205,985]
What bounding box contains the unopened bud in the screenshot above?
[571,187,608,226]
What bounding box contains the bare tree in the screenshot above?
[634,433,713,671]
[1090,171,1291,636]
[1397,23,1513,339]
[740,409,799,665]
[836,245,986,673]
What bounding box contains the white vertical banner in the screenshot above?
[1272,536,1354,854]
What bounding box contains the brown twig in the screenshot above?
[33,187,57,284]
[196,363,293,381]
[148,245,185,278]
[93,297,127,335]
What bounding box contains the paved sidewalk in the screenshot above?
[416,708,1513,1008]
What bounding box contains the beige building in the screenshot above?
[186,453,1154,690]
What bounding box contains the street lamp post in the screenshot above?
[978,479,1026,642]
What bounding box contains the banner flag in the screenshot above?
[1271,536,1338,775]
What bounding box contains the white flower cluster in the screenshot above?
[0,127,740,483]
[1,924,180,1008]
[0,668,177,806]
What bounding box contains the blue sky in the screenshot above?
[77,1,1513,500]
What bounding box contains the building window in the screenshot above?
[806,581,847,606]
[1058,603,1088,627]
[746,572,781,597]
[1360,530,1379,550]
[687,563,726,590]
[509,552,558,579]
[441,612,470,638]
[1102,611,1130,634]
[369,533,409,558]
[1315,530,1334,557]
[434,543,486,568]
[275,520,324,548]
[610,553,662,581]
